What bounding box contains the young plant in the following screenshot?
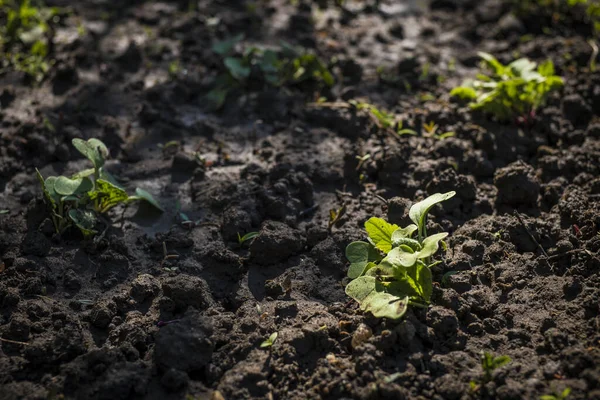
[480,351,512,383]
[0,0,62,82]
[37,138,163,237]
[260,332,278,348]
[207,35,334,108]
[450,52,563,123]
[345,192,455,319]
[540,387,571,400]
[348,100,417,136]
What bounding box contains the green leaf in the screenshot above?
[345,276,409,319]
[238,231,259,245]
[206,87,230,110]
[54,176,93,196]
[493,355,512,368]
[88,179,129,213]
[260,331,278,348]
[418,232,449,259]
[72,138,109,170]
[478,52,506,75]
[130,188,164,211]
[224,57,251,80]
[450,86,477,100]
[361,291,409,320]
[68,209,97,238]
[409,192,456,240]
[212,33,245,55]
[346,241,382,278]
[384,246,418,268]
[364,217,399,253]
[391,225,417,243]
[71,168,95,179]
[405,261,433,302]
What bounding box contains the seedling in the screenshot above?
[348,100,417,136]
[36,138,163,238]
[344,192,455,319]
[450,52,563,122]
[260,332,278,348]
[480,351,512,383]
[328,203,346,232]
[540,387,571,400]
[0,0,62,82]
[422,121,455,140]
[237,231,259,246]
[207,36,333,109]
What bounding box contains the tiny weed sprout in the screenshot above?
[540,387,571,400]
[37,138,163,238]
[480,351,512,383]
[260,332,278,348]
[348,100,417,136]
[345,192,455,319]
[237,231,259,246]
[450,52,563,123]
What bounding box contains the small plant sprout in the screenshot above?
[480,351,512,383]
[348,100,417,136]
[344,192,455,319]
[260,332,278,348]
[238,231,259,246]
[450,52,563,123]
[36,138,163,238]
[207,36,333,109]
[422,121,455,140]
[540,387,571,400]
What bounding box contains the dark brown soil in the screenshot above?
[1,1,600,399]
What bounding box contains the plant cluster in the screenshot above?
[450,52,563,122]
[0,0,62,82]
[36,138,163,238]
[514,0,600,36]
[208,34,334,108]
[345,192,455,319]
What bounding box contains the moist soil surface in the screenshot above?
[1,0,600,399]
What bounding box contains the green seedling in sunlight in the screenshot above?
[36,138,163,238]
[260,332,278,348]
[238,231,259,246]
[540,387,571,400]
[328,203,346,232]
[355,154,371,171]
[423,121,455,140]
[348,100,417,136]
[0,0,64,83]
[480,351,511,382]
[450,52,563,123]
[345,192,455,319]
[207,36,333,109]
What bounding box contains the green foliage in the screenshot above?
[540,388,571,400]
[237,231,259,246]
[36,138,163,238]
[260,332,278,348]
[344,192,455,319]
[514,0,600,36]
[481,351,512,382]
[0,0,62,82]
[207,35,334,108]
[348,100,417,136]
[450,52,563,122]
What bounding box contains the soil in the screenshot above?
[1,0,600,399]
